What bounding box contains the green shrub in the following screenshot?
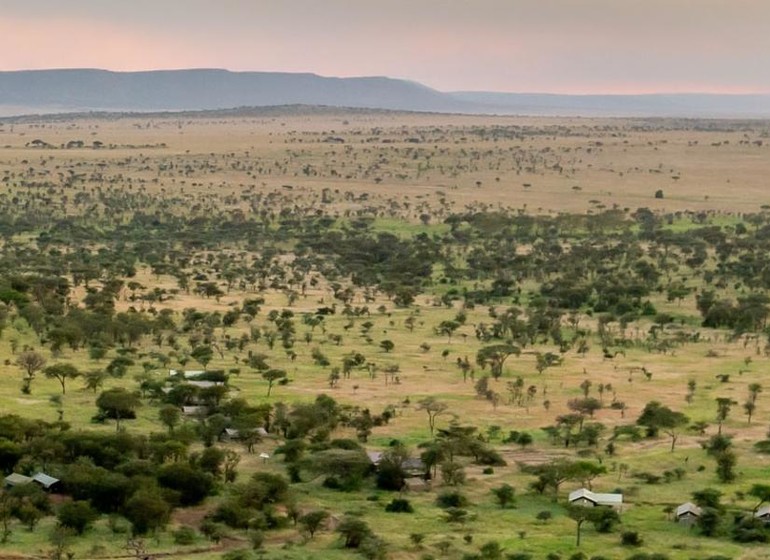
[475,447,506,466]
[157,463,214,506]
[620,531,643,546]
[211,501,252,529]
[478,540,503,559]
[172,526,197,545]
[536,510,552,523]
[199,519,227,543]
[385,498,414,513]
[436,491,468,508]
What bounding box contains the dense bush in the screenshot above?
[157,463,214,506]
[211,501,253,529]
[384,498,414,513]
[620,531,643,546]
[172,526,198,545]
[436,491,468,509]
[124,490,171,535]
[57,500,98,535]
[337,516,374,548]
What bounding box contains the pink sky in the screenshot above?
[1,0,769,94]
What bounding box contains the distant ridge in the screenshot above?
[0,69,768,118]
[450,91,770,118]
[0,69,467,115]
[0,105,417,124]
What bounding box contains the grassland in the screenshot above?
[0,109,769,560]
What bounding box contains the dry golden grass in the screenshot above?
[2,112,769,217]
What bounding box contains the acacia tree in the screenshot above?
[691,488,723,537]
[83,369,106,393]
[337,516,373,549]
[124,490,170,535]
[190,345,214,369]
[0,490,11,543]
[703,434,737,483]
[535,352,562,375]
[567,505,591,547]
[159,404,181,433]
[57,500,98,535]
[523,459,603,499]
[491,484,516,508]
[263,369,287,397]
[44,363,80,394]
[715,397,736,434]
[417,397,448,436]
[476,344,520,380]
[551,413,583,448]
[16,351,46,394]
[567,504,619,547]
[744,383,762,424]
[223,449,240,483]
[568,398,602,429]
[300,510,329,539]
[96,388,141,431]
[636,401,689,452]
[748,483,770,513]
[436,320,460,343]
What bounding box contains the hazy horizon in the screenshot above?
[3,67,770,98]
[1,0,769,95]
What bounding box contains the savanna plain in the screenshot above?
[0,108,770,560]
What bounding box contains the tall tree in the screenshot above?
[436,320,460,343]
[636,401,689,451]
[95,388,141,431]
[16,351,46,394]
[124,490,170,535]
[476,344,520,380]
[159,404,181,433]
[715,397,736,434]
[491,484,516,509]
[748,483,770,513]
[702,434,737,483]
[300,510,329,539]
[43,363,80,394]
[567,505,590,547]
[744,383,762,424]
[262,369,287,397]
[190,345,214,369]
[417,397,449,436]
[523,459,602,499]
[83,369,106,393]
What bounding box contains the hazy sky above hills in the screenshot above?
[2,0,768,94]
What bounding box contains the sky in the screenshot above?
[1,0,768,94]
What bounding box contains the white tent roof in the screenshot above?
[676,502,702,517]
[755,505,770,518]
[568,488,623,505]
